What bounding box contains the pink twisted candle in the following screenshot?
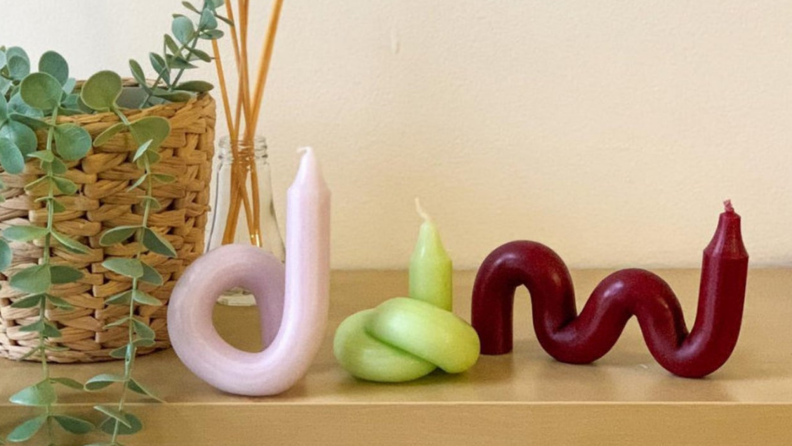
[472,202,748,378]
[168,148,330,395]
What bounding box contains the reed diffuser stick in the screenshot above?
[213,0,286,248]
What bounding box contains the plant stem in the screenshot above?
[38,106,59,445]
[137,11,213,109]
[109,115,155,446]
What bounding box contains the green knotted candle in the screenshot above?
[333,200,480,383]
[409,199,453,311]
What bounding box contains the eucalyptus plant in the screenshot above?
[0,0,226,444]
[132,0,225,108]
[80,70,175,443]
[0,49,95,445]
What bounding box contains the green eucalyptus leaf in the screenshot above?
[164,34,182,57]
[132,290,163,306]
[165,55,197,70]
[199,8,218,29]
[58,106,84,116]
[140,262,164,286]
[132,318,156,340]
[215,14,234,26]
[52,415,94,435]
[50,265,83,284]
[99,225,138,246]
[7,55,31,81]
[142,228,177,257]
[63,77,77,95]
[0,137,25,174]
[47,197,67,213]
[0,94,7,122]
[84,374,125,391]
[43,320,62,337]
[1,119,39,156]
[93,122,126,147]
[200,29,224,40]
[0,77,10,95]
[49,157,67,174]
[142,195,162,210]
[145,148,162,164]
[7,94,43,121]
[77,95,94,114]
[103,316,130,329]
[133,139,153,161]
[109,344,131,358]
[10,264,51,294]
[99,412,142,436]
[52,176,78,195]
[3,225,48,242]
[52,230,91,253]
[53,123,92,160]
[126,173,148,192]
[28,150,54,162]
[128,378,164,402]
[175,80,213,92]
[9,112,50,130]
[5,47,29,62]
[129,116,170,149]
[129,59,149,90]
[210,0,225,8]
[105,290,133,306]
[38,51,69,85]
[20,72,62,110]
[48,294,75,310]
[152,173,176,184]
[94,406,132,429]
[172,15,196,44]
[23,176,49,192]
[81,70,122,111]
[133,337,156,347]
[149,52,171,84]
[10,294,44,309]
[0,50,6,70]
[6,415,46,442]
[102,257,144,278]
[10,380,56,406]
[50,377,85,390]
[154,89,194,103]
[0,238,12,271]
[182,1,200,14]
[19,346,43,361]
[19,318,45,333]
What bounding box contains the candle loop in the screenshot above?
[471,207,749,378]
[334,297,480,382]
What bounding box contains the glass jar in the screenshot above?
[207,136,285,305]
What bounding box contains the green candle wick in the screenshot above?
[415,197,432,223]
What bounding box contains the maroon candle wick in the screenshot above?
[724,199,734,213]
[471,203,749,378]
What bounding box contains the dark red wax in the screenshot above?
[471,203,749,378]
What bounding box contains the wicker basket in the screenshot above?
[0,89,215,363]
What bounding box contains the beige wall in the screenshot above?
[3,1,790,269]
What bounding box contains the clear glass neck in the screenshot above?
[218,136,269,162]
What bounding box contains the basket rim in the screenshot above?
[58,78,213,124]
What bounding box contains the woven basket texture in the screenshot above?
[0,91,215,363]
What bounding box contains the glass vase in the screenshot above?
[207,136,285,306]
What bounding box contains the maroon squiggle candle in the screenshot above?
[471,201,748,378]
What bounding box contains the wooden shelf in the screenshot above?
[2,269,791,445]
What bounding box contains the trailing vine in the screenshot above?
[0,51,94,444]
[133,0,227,108]
[0,1,225,443]
[81,2,225,443]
